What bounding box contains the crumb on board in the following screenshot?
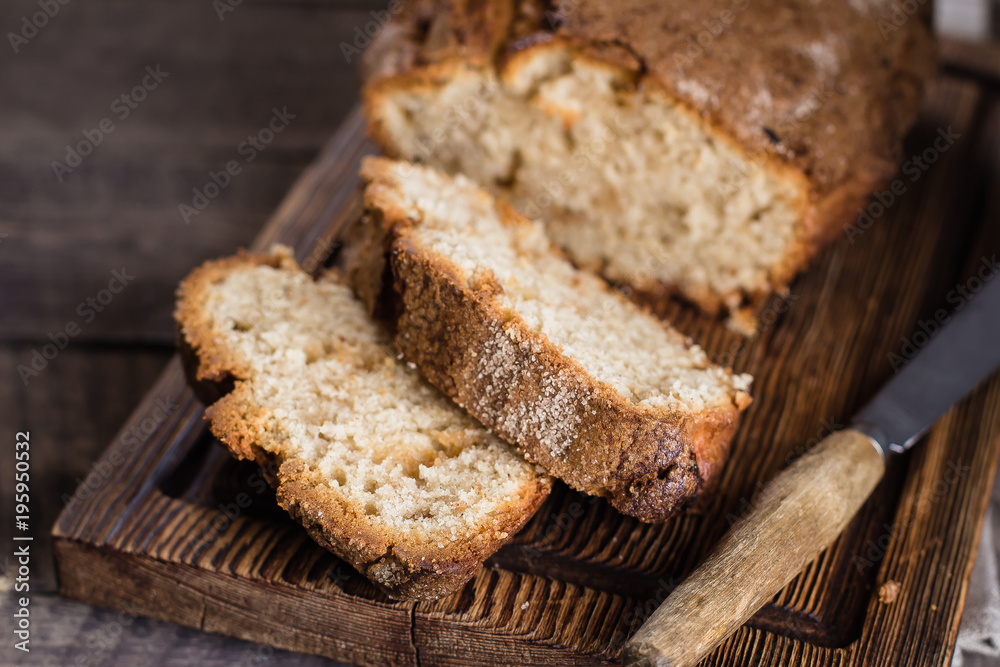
[878,580,901,604]
[725,308,759,337]
[520,601,530,611]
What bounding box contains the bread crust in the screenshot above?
[175,247,550,600]
[361,0,934,318]
[360,158,750,523]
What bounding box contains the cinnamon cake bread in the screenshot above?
[361,0,933,328]
[175,246,550,600]
[358,157,752,522]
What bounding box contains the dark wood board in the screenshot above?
[52,58,1000,666]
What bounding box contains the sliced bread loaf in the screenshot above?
[361,0,932,328]
[175,246,550,600]
[359,157,752,523]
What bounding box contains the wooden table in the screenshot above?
[0,0,368,663]
[2,2,999,664]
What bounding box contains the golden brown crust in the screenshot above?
[364,0,932,198]
[174,247,550,600]
[361,0,934,318]
[360,157,750,523]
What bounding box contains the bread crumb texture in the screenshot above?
[175,246,549,600]
[878,580,901,604]
[361,157,752,522]
[369,48,802,314]
[362,0,932,317]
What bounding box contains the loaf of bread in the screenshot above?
[175,246,550,600]
[358,157,752,523]
[362,0,933,328]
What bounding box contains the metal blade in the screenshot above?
[853,267,1000,455]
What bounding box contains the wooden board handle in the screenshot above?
[623,428,886,667]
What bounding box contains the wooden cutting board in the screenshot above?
[53,48,1000,666]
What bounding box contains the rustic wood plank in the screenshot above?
[51,65,1000,667]
[0,0,374,344]
[940,38,1000,82]
[0,345,171,591]
[53,542,415,666]
[0,592,344,666]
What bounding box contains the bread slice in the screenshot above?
[359,157,752,523]
[361,0,932,329]
[174,246,550,600]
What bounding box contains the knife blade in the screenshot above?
[623,273,1000,667]
[854,274,1000,454]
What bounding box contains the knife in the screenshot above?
[623,274,1000,667]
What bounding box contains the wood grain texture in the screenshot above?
[0,592,344,667]
[624,430,886,667]
[0,346,171,591]
[939,38,1000,82]
[52,62,1000,667]
[0,0,375,344]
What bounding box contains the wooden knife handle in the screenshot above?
[623,428,886,667]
